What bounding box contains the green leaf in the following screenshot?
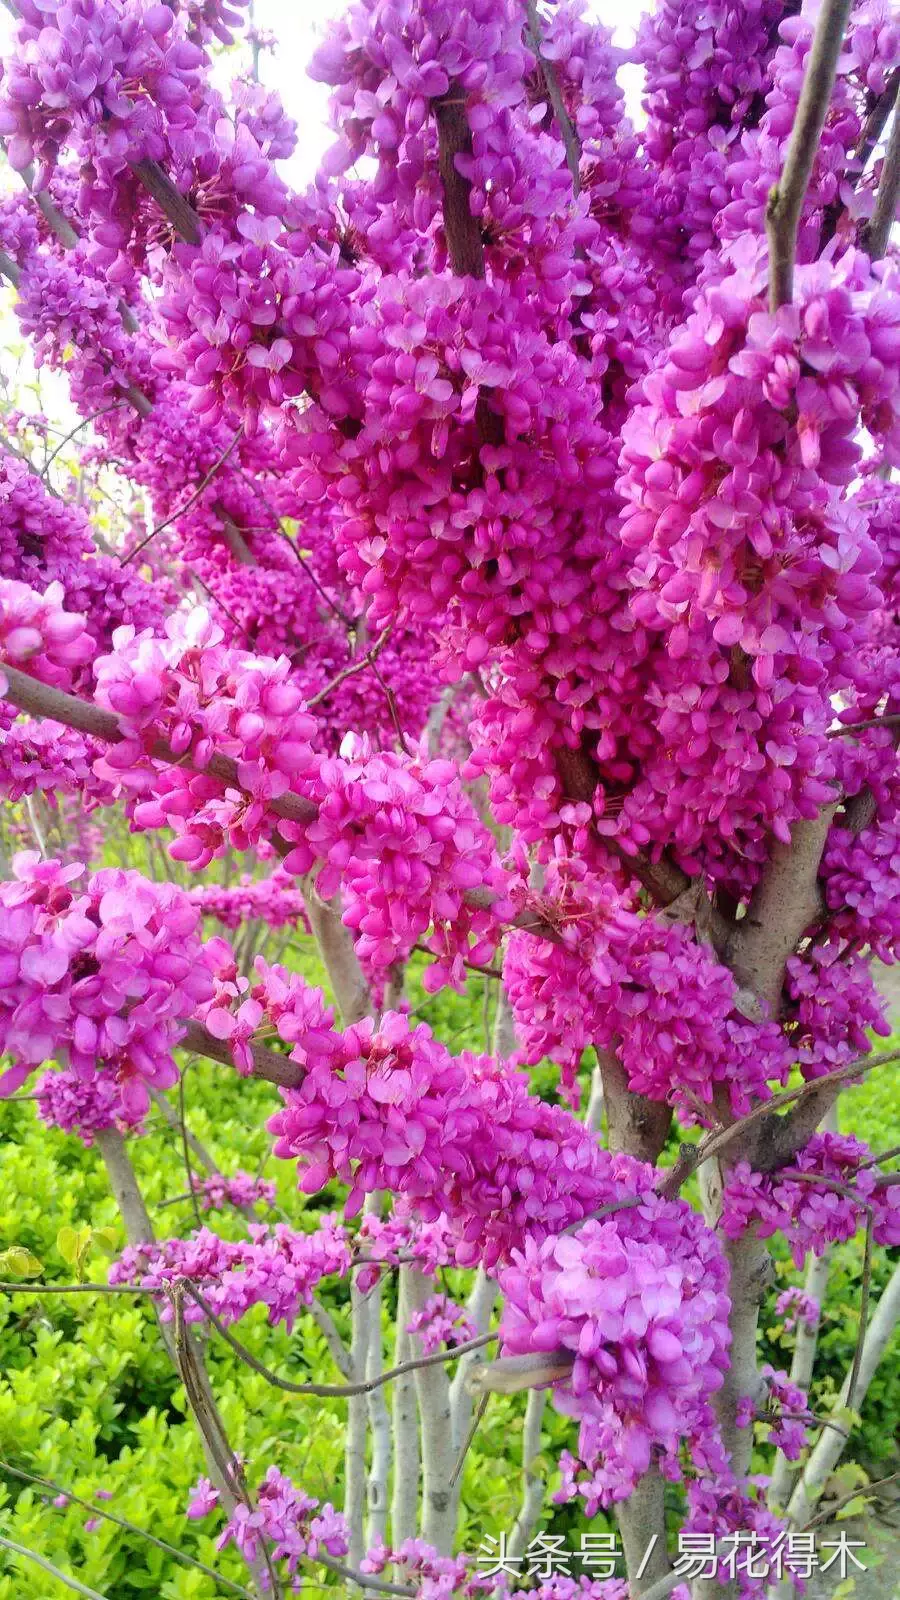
[91,1227,120,1256]
[0,1247,43,1279]
[56,1226,79,1265]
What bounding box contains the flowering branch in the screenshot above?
[0,664,565,948]
[661,1048,900,1198]
[432,89,485,279]
[130,157,204,246]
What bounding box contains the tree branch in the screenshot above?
[766,0,854,308]
[130,158,204,246]
[182,1285,497,1398]
[784,1259,900,1526]
[860,79,900,259]
[432,90,485,279]
[0,1460,255,1599]
[661,1048,900,1197]
[122,426,243,563]
[0,1533,108,1600]
[524,0,581,191]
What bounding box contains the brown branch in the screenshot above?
[432,90,485,279]
[130,158,203,246]
[306,625,393,708]
[316,1553,414,1597]
[39,404,126,479]
[234,467,354,626]
[854,70,900,178]
[0,666,318,829]
[183,1284,496,1397]
[802,1470,900,1530]
[860,79,900,259]
[829,712,900,735]
[524,0,581,192]
[766,0,854,308]
[215,504,257,566]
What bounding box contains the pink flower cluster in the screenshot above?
[505,871,791,1116]
[190,1465,348,1589]
[361,1538,633,1599]
[191,1170,277,1213]
[0,578,95,694]
[35,1062,137,1144]
[0,716,110,807]
[111,1217,352,1329]
[92,607,318,868]
[499,1199,731,1505]
[0,451,164,676]
[721,1132,900,1266]
[360,1537,471,1599]
[774,1287,820,1334]
[405,1292,477,1354]
[613,242,898,867]
[266,993,648,1264]
[187,870,309,932]
[284,744,514,987]
[758,1365,813,1462]
[83,598,511,981]
[0,853,213,1114]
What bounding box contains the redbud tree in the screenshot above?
[0,0,898,1595]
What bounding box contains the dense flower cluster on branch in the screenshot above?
[0,852,213,1112]
[721,1131,900,1263]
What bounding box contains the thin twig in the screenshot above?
[660,1049,900,1197]
[186,567,257,647]
[847,1207,874,1413]
[802,1470,900,1530]
[766,0,854,308]
[317,1553,414,1597]
[859,1142,900,1169]
[828,712,900,735]
[411,942,501,981]
[306,626,394,708]
[184,1285,496,1396]
[0,1460,255,1599]
[0,1281,151,1295]
[0,1533,108,1599]
[235,467,353,626]
[122,427,242,564]
[449,1391,489,1487]
[861,80,900,259]
[40,404,124,480]
[524,0,581,192]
